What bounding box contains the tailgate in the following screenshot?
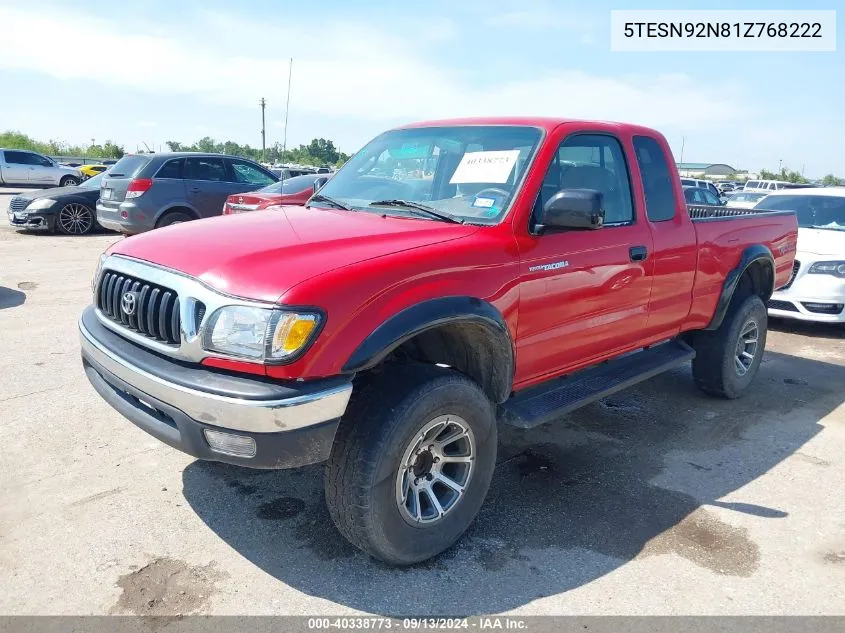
[100,155,151,207]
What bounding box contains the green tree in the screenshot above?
[759,167,807,184]
[821,173,843,186]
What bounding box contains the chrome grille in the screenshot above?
[781,260,801,290]
[96,271,182,345]
[9,197,30,213]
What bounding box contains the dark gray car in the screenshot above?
[96,152,278,234]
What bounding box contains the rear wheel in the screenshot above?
[55,203,95,235]
[692,294,768,398]
[324,364,497,565]
[59,176,80,187]
[156,210,193,228]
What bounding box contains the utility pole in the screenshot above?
[259,98,267,162]
[778,159,783,173]
[283,58,293,154]
[679,136,686,167]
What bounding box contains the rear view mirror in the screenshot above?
[536,189,604,232]
[313,177,329,193]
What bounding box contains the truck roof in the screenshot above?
[396,116,663,136]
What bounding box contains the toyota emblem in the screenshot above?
[121,291,138,316]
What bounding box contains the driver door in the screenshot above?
[516,133,655,383]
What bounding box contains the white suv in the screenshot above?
[757,188,845,323]
[0,149,83,187]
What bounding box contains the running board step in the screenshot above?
[499,340,696,429]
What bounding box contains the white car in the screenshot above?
[0,149,83,187]
[724,191,769,209]
[757,188,845,323]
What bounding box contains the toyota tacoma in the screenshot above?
[79,117,798,565]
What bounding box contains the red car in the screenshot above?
[222,173,328,215]
[80,117,797,565]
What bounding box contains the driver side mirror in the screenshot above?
[313,176,329,193]
[535,189,604,233]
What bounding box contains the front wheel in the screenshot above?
[324,364,497,565]
[692,294,768,399]
[56,203,95,235]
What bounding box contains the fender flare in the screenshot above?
[705,244,775,331]
[342,296,515,402]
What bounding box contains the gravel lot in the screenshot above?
[1,187,844,616]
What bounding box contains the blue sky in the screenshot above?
[0,0,842,176]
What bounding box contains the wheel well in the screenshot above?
[380,322,514,404]
[156,206,198,225]
[735,259,775,304]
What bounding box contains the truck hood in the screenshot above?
[797,227,845,256]
[110,206,479,302]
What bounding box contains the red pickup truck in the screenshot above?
[79,117,797,565]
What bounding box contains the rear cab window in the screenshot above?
[633,135,678,222]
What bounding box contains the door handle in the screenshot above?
[629,246,648,262]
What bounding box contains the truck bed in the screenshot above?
[684,205,798,330]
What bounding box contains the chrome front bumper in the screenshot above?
[79,313,352,434]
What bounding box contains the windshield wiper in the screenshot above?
[368,199,464,224]
[307,193,352,211]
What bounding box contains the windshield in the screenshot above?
[755,194,845,231]
[259,174,321,194]
[314,125,542,223]
[81,172,105,189]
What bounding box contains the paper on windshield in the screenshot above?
[449,150,520,184]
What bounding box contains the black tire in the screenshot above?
[156,210,193,228]
[55,203,96,235]
[59,176,80,187]
[692,294,768,399]
[324,364,497,566]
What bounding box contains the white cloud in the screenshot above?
[137,120,157,128]
[0,5,742,131]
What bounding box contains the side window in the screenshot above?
[156,159,183,179]
[32,154,52,167]
[229,160,276,186]
[4,151,26,164]
[185,157,226,182]
[551,134,634,225]
[633,135,678,222]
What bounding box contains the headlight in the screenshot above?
[27,198,57,210]
[91,253,107,292]
[808,261,845,278]
[203,306,321,361]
